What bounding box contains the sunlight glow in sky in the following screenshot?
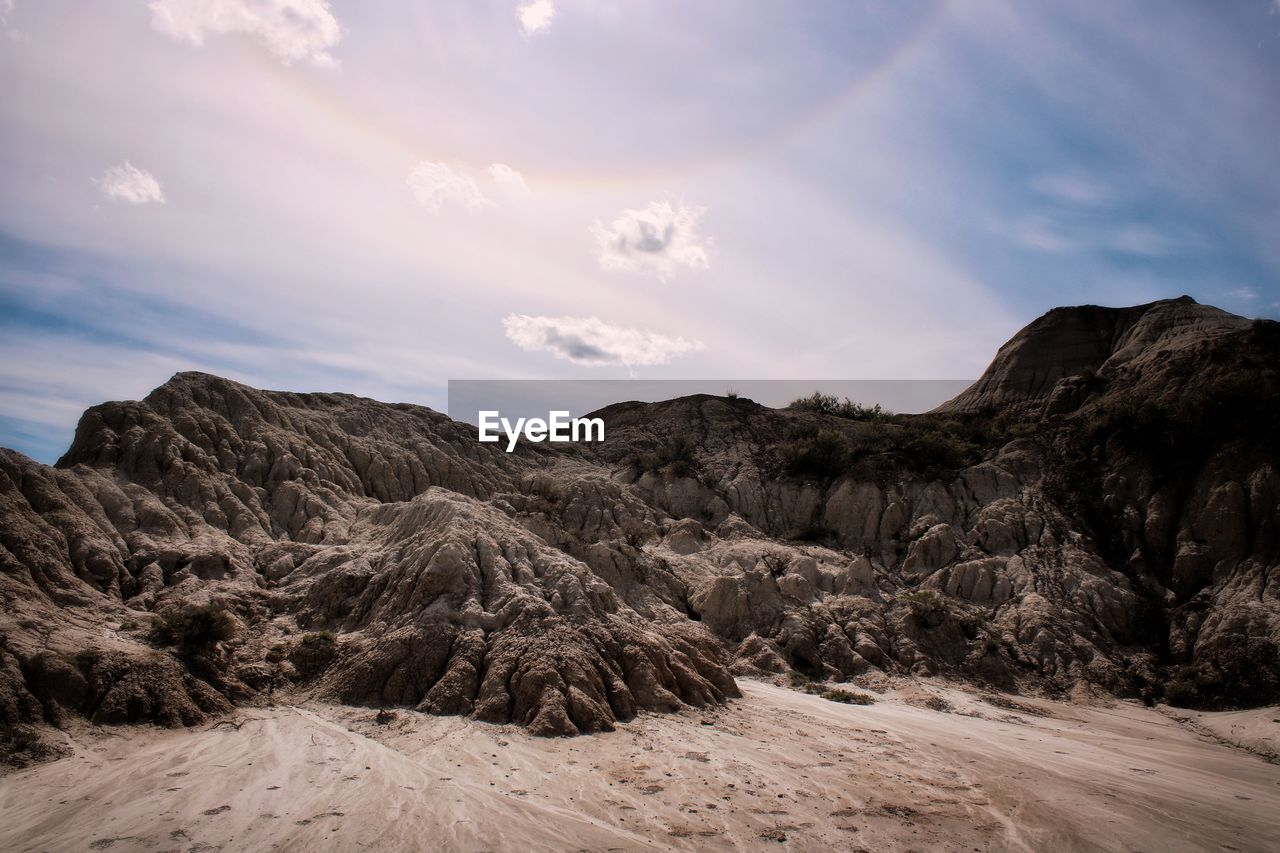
[2,0,1279,462]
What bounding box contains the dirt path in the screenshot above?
[3,681,1278,851]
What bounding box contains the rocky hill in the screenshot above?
[2,297,1277,752]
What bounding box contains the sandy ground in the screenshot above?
[2,680,1278,852]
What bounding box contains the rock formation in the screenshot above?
[1,297,1276,745]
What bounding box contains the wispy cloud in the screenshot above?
[1,0,24,40]
[502,314,703,367]
[96,162,166,205]
[148,0,343,67]
[1105,224,1172,256]
[592,201,711,278]
[517,0,555,37]
[999,215,1077,253]
[999,216,1172,257]
[407,161,493,214]
[1031,172,1113,206]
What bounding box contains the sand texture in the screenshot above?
[3,680,1278,852]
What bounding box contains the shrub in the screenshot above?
[822,688,875,705]
[789,392,841,415]
[1163,641,1280,709]
[290,631,338,678]
[619,518,652,548]
[778,415,981,485]
[920,695,952,712]
[761,552,794,577]
[780,428,851,480]
[149,603,236,649]
[73,648,103,670]
[0,724,41,754]
[789,393,891,421]
[0,723,55,767]
[629,437,699,478]
[895,427,974,481]
[899,588,950,626]
[1162,678,1198,708]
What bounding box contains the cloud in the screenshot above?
[407,161,493,214]
[1031,172,1113,206]
[1104,224,1171,256]
[502,314,704,367]
[591,201,711,278]
[1227,286,1257,301]
[1000,215,1075,253]
[517,0,555,37]
[487,163,528,193]
[0,0,23,40]
[148,0,342,67]
[999,217,1171,257]
[96,162,166,204]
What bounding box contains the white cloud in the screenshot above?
[1031,172,1112,206]
[407,161,493,214]
[502,314,704,367]
[96,162,166,205]
[1227,286,1257,301]
[517,0,555,37]
[591,201,711,278]
[487,163,528,193]
[148,0,342,67]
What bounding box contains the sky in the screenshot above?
[1,0,1279,463]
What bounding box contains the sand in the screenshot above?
[3,680,1278,852]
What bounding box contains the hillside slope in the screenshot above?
[1,297,1276,756]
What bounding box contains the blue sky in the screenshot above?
[1,0,1278,463]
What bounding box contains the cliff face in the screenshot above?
[1,299,1277,741]
[936,296,1253,414]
